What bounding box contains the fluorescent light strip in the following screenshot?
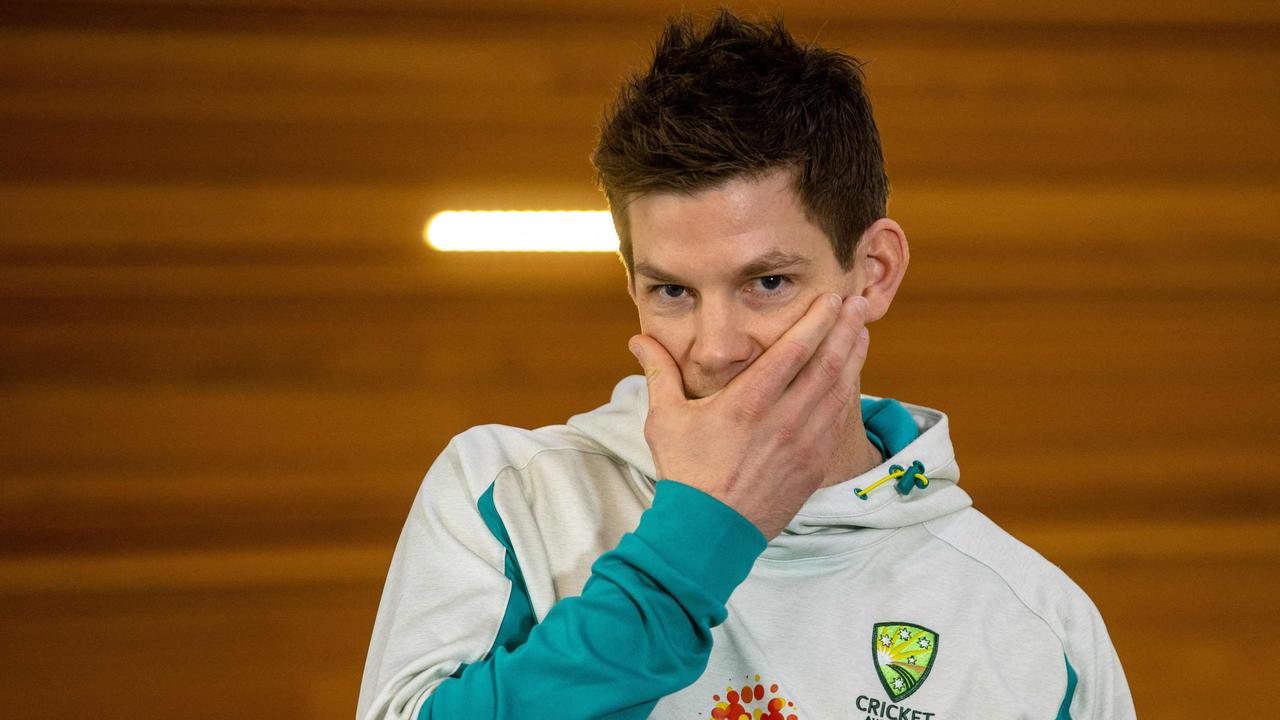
[424,210,618,252]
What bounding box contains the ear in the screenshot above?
[852,218,909,324]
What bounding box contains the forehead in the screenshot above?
[628,169,834,274]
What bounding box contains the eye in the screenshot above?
[752,275,791,294]
[649,284,688,301]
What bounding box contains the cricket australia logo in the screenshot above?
[872,622,939,702]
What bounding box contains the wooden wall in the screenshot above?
[1,1,1277,717]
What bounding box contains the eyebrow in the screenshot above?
[634,249,813,284]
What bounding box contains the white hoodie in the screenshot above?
[357,375,1135,720]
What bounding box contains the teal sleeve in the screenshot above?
[417,479,768,719]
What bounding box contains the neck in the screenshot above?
[819,416,884,489]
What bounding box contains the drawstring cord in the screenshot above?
[854,459,930,500]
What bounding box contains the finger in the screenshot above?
[807,308,872,440]
[628,334,685,410]
[726,292,843,409]
[780,294,869,420]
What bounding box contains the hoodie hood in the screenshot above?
[567,375,972,540]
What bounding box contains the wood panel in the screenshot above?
[2,295,1275,386]
[5,0,1280,33]
[2,245,1278,300]
[0,1,1276,718]
[0,15,1277,185]
[2,183,1276,297]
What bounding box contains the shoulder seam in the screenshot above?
[923,519,1070,659]
[487,444,628,497]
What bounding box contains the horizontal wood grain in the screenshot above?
[0,3,1274,718]
[3,181,1276,258]
[0,544,388,596]
[2,249,1274,302]
[1,379,1274,542]
[0,19,1275,184]
[5,108,1271,184]
[6,0,1280,28]
[3,23,1273,105]
[1,362,1273,463]
[0,583,380,720]
[0,295,1274,387]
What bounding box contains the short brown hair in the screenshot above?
[592,8,890,277]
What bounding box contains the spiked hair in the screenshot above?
[592,8,890,277]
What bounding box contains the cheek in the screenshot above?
[755,319,797,355]
[634,306,672,339]
[757,300,810,347]
[639,316,690,357]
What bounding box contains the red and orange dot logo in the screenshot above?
[708,675,798,720]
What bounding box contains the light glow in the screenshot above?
[424,210,618,252]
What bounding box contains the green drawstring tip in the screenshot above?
[895,460,927,495]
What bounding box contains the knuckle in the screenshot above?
[643,409,665,435]
[731,391,765,422]
[827,379,855,410]
[816,349,844,381]
[774,419,802,444]
[778,338,810,368]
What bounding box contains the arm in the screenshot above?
[421,479,765,718]
[357,437,766,720]
[1060,587,1137,719]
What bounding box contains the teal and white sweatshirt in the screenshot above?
[357,376,1135,719]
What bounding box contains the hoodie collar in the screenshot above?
[567,375,971,540]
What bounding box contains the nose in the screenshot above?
[690,296,754,379]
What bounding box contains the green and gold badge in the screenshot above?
[872,622,939,702]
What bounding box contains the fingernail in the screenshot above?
[827,293,842,310]
[628,341,641,360]
[853,296,870,315]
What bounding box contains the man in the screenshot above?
[357,10,1135,719]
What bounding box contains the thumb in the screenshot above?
[628,334,683,408]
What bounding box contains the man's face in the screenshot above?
[627,167,864,400]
